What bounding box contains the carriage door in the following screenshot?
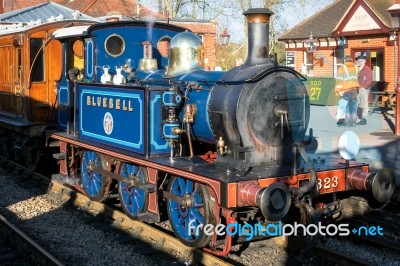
[14,46,24,117]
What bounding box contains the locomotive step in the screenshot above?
[137,212,160,223]
[48,141,60,147]
[53,153,66,160]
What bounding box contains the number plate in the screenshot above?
[316,170,345,194]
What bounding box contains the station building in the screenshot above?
[279,0,398,105]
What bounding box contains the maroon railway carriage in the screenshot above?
[0,19,94,170]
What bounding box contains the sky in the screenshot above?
[139,0,336,43]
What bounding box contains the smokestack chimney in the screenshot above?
[243,8,274,67]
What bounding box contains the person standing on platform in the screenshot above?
[335,55,359,127]
[356,54,373,125]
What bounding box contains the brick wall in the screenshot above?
[170,21,217,71]
[312,49,335,77]
[385,44,396,90]
[292,49,335,78]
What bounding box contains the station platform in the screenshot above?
[306,105,400,187]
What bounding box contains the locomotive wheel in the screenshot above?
[0,137,13,159]
[80,151,111,202]
[25,139,44,171]
[26,148,40,171]
[167,177,214,247]
[118,163,148,219]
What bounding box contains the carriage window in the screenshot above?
[30,38,44,82]
[104,34,125,57]
[157,36,171,58]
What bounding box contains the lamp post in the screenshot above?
[304,33,323,76]
[388,1,400,136]
[304,33,318,53]
[220,28,230,70]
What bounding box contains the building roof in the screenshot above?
[0,2,95,23]
[169,19,216,34]
[279,0,397,41]
[365,0,397,27]
[54,0,166,20]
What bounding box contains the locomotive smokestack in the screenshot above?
[243,8,274,67]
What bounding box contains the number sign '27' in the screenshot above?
[303,78,338,106]
[310,80,321,101]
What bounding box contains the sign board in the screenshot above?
[302,77,338,106]
[286,51,295,68]
[343,6,380,32]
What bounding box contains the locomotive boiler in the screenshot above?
[45,8,396,254]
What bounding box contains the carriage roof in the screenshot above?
[0,20,97,37]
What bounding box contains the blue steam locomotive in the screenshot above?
[46,8,395,254]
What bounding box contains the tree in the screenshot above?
[144,0,335,68]
[159,0,211,19]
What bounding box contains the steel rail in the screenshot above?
[0,214,64,265]
[273,236,371,265]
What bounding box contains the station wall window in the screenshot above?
[333,46,345,78]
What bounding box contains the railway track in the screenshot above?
[348,209,400,254]
[0,213,63,265]
[0,157,398,265]
[340,195,400,253]
[273,237,369,266]
[0,157,230,266]
[224,234,373,265]
[391,189,400,204]
[47,181,229,265]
